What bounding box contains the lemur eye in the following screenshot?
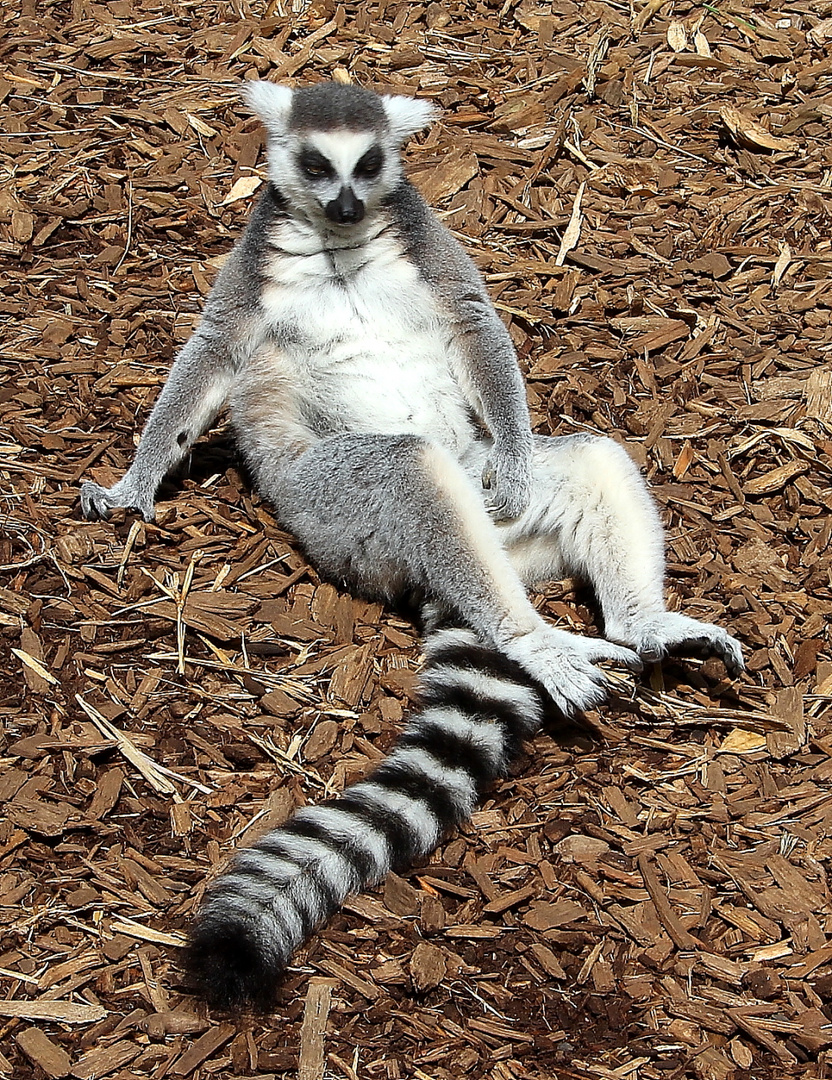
[354,148,383,178]
[299,150,332,179]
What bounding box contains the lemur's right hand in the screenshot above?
[80,476,157,523]
[481,441,532,521]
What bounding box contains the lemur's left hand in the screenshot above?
[481,442,532,521]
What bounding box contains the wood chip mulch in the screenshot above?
[2,1,832,1078]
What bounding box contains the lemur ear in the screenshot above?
[244,81,294,137]
[381,95,439,143]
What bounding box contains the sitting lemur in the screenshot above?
[81,81,743,1009]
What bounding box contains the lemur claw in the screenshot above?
[481,446,533,521]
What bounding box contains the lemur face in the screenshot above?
[245,81,438,231]
[292,129,391,226]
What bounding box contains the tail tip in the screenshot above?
[183,914,286,1013]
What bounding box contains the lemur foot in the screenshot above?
[611,612,745,676]
[80,479,156,523]
[502,625,642,719]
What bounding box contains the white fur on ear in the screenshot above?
[381,95,439,143]
[244,81,294,137]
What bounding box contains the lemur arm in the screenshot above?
[81,193,272,523]
[81,326,238,522]
[391,181,534,520]
[446,287,534,520]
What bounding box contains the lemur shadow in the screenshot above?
[157,429,240,500]
[536,699,601,754]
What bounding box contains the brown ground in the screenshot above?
[2,1,832,1078]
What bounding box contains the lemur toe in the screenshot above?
[588,641,643,673]
[503,629,614,717]
[674,623,745,676]
[550,683,604,720]
[551,658,610,718]
[711,633,745,675]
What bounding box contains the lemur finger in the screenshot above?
[486,489,526,522]
[502,632,608,717]
[481,463,495,490]
[586,642,643,672]
[697,628,745,674]
[685,632,745,676]
[542,657,609,718]
[638,640,665,664]
[484,493,512,519]
[80,481,157,524]
[721,637,745,675]
[555,673,608,717]
[80,483,114,521]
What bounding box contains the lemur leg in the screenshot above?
[471,434,743,673]
[81,331,236,522]
[252,432,642,717]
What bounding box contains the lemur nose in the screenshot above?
[326,186,365,225]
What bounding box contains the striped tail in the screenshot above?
[185,627,547,1011]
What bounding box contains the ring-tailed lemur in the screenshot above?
[80,81,743,1009]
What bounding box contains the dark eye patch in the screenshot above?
[298,149,333,179]
[354,146,383,179]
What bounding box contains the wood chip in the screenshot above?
[410,942,446,993]
[317,959,380,1001]
[12,646,58,688]
[638,854,701,951]
[720,105,799,154]
[71,1040,140,1080]
[0,1002,106,1025]
[298,979,336,1080]
[170,1025,235,1076]
[555,181,585,267]
[15,1028,71,1079]
[524,900,587,930]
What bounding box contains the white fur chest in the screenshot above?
[257,218,475,451]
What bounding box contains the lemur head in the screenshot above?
[245,81,437,229]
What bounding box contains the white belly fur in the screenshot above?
[253,218,476,455]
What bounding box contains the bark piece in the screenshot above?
[298,979,336,1080]
[410,942,446,993]
[16,1028,71,1079]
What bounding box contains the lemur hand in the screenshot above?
[80,474,157,523]
[481,442,532,521]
